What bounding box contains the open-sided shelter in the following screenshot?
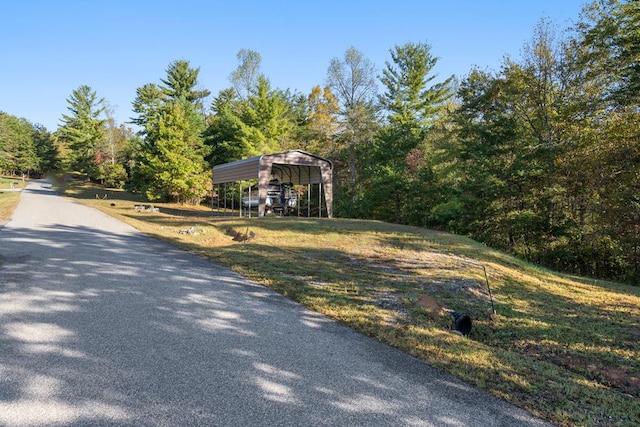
[212,150,333,217]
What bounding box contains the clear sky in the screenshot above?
[2,0,588,132]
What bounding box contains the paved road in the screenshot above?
[0,180,552,426]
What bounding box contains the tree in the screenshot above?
[501,20,567,243]
[32,124,58,175]
[56,85,106,177]
[379,41,453,128]
[327,47,377,110]
[204,88,247,165]
[204,76,297,164]
[239,75,295,155]
[560,0,640,281]
[307,86,340,136]
[230,49,262,100]
[161,60,211,108]
[298,85,340,156]
[431,4,640,282]
[443,26,569,260]
[93,110,132,188]
[131,83,165,136]
[327,47,379,191]
[130,60,211,202]
[359,41,452,224]
[0,112,39,176]
[136,99,209,203]
[447,69,533,247]
[576,0,640,108]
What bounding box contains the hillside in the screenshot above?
[33,183,640,426]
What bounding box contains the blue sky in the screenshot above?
[2,0,588,131]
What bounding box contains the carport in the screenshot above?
[212,150,333,218]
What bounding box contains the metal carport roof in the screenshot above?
[212,150,333,217]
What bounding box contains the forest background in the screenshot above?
[1,0,638,284]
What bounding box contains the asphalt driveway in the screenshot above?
[0,180,552,426]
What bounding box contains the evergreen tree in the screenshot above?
[239,76,294,155]
[161,60,211,108]
[131,83,165,136]
[204,88,247,165]
[130,60,211,203]
[204,76,297,164]
[359,41,452,224]
[136,99,209,203]
[56,85,106,177]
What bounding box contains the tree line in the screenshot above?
[0,0,636,283]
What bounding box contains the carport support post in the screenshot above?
[240,182,243,217]
[307,184,311,217]
[319,183,323,218]
[258,164,271,217]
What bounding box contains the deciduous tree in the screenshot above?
[230,49,262,100]
[327,47,379,191]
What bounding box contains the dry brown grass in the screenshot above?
[0,191,21,222]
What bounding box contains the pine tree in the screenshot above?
[56,85,106,177]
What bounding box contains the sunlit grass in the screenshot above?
[0,177,25,222]
[63,182,640,427]
[0,191,21,222]
[0,176,25,189]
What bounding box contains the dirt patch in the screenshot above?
[225,227,255,242]
[416,294,445,318]
[373,290,411,325]
[601,367,639,396]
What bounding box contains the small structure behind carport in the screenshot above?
[212,150,333,218]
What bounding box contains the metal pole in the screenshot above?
[483,265,496,315]
[240,182,243,217]
[319,182,322,218]
[307,184,311,217]
[224,183,227,215]
[232,181,235,216]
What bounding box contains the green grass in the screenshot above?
[61,182,640,426]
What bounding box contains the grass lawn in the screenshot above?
[0,192,21,222]
[0,177,25,222]
[51,182,640,426]
[0,176,25,190]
